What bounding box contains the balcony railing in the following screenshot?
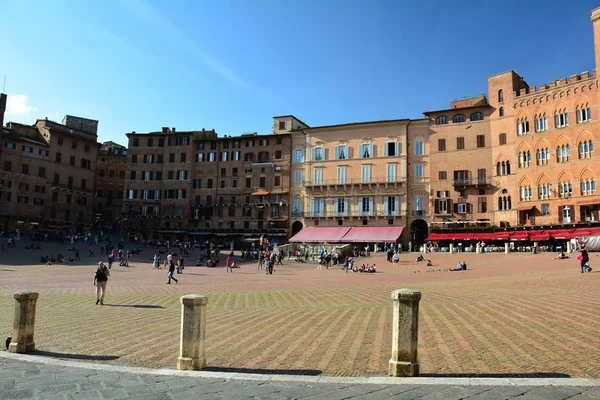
[305,177,406,187]
[451,178,491,187]
[412,210,426,217]
[304,211,403,218]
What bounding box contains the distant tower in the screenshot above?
[0,93,6,128]
[592,7,600,74]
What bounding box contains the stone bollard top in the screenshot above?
[391,289,421,302]
[180,295,209,306]
[13,291,39,301]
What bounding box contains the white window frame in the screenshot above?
[384,141,400,157]
[387,164,396,182]
[144,171,152,181]
[335,145,348,160]
[337,166,346,184]
[312,147,324,161]
[294,169,302,184]
[577,107,592,123]
[415,140,424,156]
[311,198,325,216]
[358,197,373,216]
[555,112,569,128]
[415,163,424,178]
[314,168,323,185]
[362,165,371,183]
[294,149,305,163]
[457,203,467,214]
[336,198,348,216]
[197,153,204,162]
[359,144,373,158]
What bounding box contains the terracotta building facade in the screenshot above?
[93,141,127,228]
[121,127,292,245]
[0,111,101,236]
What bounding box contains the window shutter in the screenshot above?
[453,202,458,214]
[565,113,569,125]
[557,206,563,223]
[434,199,439,214]
[335,146,340,159]
[467,203,473,214]
[358,197,363,216]
[384,143,388,156]
[369,198,373,215]
[384,197,389,216]
[577,109,582,123]
[588,107,592,120]
[555,115,560,127]
[395,142,400,155]
[344,198,348,215]
[394,196,399,215]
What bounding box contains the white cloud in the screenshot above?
[6,94,38,117]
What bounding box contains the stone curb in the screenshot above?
[2,351,599,387]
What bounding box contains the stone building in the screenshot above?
[93,141,127,227]
[0,103,100,236]
[122,127,292,245]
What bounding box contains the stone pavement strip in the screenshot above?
[1,352,600,400]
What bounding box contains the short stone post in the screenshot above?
[566,241,572,254]
[9,291,39,353]
[505,243,509,254]
[449,243,454,254]
[475,242,481,254]
[389,289,421,377]
[422,243,427,254]
[177,294,209,370]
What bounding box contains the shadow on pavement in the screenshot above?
[203,367,323,376]
[104,304,166,309]
[33,350,119,361]
[419,373,571,378]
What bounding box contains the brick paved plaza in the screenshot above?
[1,241,599,378]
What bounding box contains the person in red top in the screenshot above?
[226,256,233,273]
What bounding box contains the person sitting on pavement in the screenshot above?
[416,254,425,262]
[555,252,568,260]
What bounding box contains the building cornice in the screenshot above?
[303,119,409,134]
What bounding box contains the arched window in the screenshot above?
[498,90,504,103]
[435,116,448,125]
[499,133,507,145]
[452,114,466,123]
[496,162,502,176]
[506,161,511,174]
[499,107,504,117]
[581,179,596,196]
[579,140,593,159]
[507,196,512,209]
[470,112,484,121]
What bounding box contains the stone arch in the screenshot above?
[575,129,594,144]
[516,141,532,153]
[573,94,591,107]
[536,173,551,185]
[291,221,303,237]
[552,100,566,114]
[534,137,551,149]
[553,134,571,147]
[579,167,595,181]
[495,152,508,163]
[556,170,572,184]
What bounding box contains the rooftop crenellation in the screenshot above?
[514,70,595,98]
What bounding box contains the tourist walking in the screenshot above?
[93,261,110,305]
[75,249,80,261]
[226,256,233,273]
[167,261,178,284]
[88,245,95,257]
[578,246,592,273]
[107,252,114,269]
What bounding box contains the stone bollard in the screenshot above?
[505,243,509,254]
[423,244,427,254]
[475,243,481,254]
[449,243,454,254]
[177,294,209,370]
[389,289,421,377]
[9,291,39,353]
[566,241,572,254]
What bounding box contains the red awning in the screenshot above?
[425,233,449,241]
[288,227,351,243]
[510,231,530,241]
[529,231,550,241]
[471,233,494,241]
[341,227,404,243]
[548,229,576,240]
[447,233,474,240]
[491,232,511,241]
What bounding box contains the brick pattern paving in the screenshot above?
[1,245,600,377]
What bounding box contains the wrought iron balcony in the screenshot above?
[451,178,491,187]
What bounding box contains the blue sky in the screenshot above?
[0,0,598,144]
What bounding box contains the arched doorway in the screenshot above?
[291,221,303,237]
[410,219,428,245]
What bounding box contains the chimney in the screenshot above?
[172,127,176,133]
[0,93,7,128]
[162,127,170,134]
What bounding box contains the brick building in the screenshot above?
[93,141,127,227]
[423,7,600,242]
[122,127,292,245]
[0,103,100,236]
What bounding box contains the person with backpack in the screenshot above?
[93,261,110,305]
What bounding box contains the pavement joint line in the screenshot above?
[2,351,599,387]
